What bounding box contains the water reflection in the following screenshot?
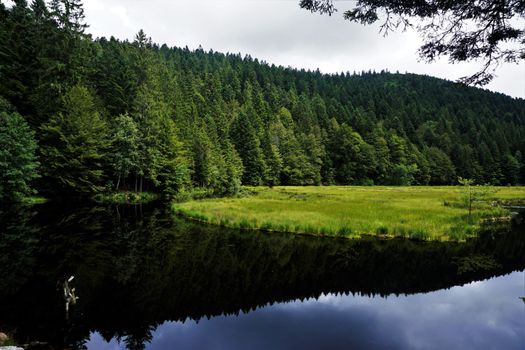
[86,271,525,350]
[0,202,524,349]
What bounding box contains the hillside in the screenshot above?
[1,1,524,199]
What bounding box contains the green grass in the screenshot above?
[92,191,160,204]
[172,186,525,241]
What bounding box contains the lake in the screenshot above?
[1,202,524,349]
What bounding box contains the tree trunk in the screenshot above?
[116,175,121,191]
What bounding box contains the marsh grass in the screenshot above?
[172,186,525,241]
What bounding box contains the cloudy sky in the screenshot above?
[82,0,524,98]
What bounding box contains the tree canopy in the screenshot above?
[0,0,524,200]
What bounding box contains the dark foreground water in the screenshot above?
[0,202,524,350]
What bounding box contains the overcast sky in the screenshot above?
[81,0,524,98]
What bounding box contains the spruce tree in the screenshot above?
[0,111,40,202]
[110,113,139,190]
[40,85,109,195]
[231,111,266,186]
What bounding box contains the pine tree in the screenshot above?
[49,0,87,33]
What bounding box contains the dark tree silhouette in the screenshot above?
[300,0,525,85]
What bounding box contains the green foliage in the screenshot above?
[1,1,525,199]
[502,154,520,185]
[458,177,496,223]
[40,85,109,194]
[231,111,266,185]
[329,123,370,184]
[387,164,417,186]
[426,147,456,185]
[128,41,191,196]
[173,186,525,241]
[92,191,159,204]
[0,112,40,202]
[110,114,139,190]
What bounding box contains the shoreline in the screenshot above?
[172,186,525,242]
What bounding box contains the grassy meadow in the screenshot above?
[172,186,525,241]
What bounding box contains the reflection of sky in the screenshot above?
[87,270,525,350]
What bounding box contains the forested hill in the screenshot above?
[1,1,524,200]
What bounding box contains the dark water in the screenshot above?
[0,202,524,350]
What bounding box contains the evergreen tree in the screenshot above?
[231,111,266,186]
[40,85,109,194]
[110,113,139,190]
[191,122,219,188]
[425,147,456,185]
[329,123,373,184]
[0,111,40,202]
[261,130,283,187]
[221,142,244,195]
[1,1,525,196]
[502,154,520,185]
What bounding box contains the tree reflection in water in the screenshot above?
[0,202,524,349]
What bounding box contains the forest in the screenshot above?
[1,0,525,202]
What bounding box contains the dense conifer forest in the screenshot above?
[1,0,525,201]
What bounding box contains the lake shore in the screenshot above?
[92,191,160,204]
[172,186,525,241]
